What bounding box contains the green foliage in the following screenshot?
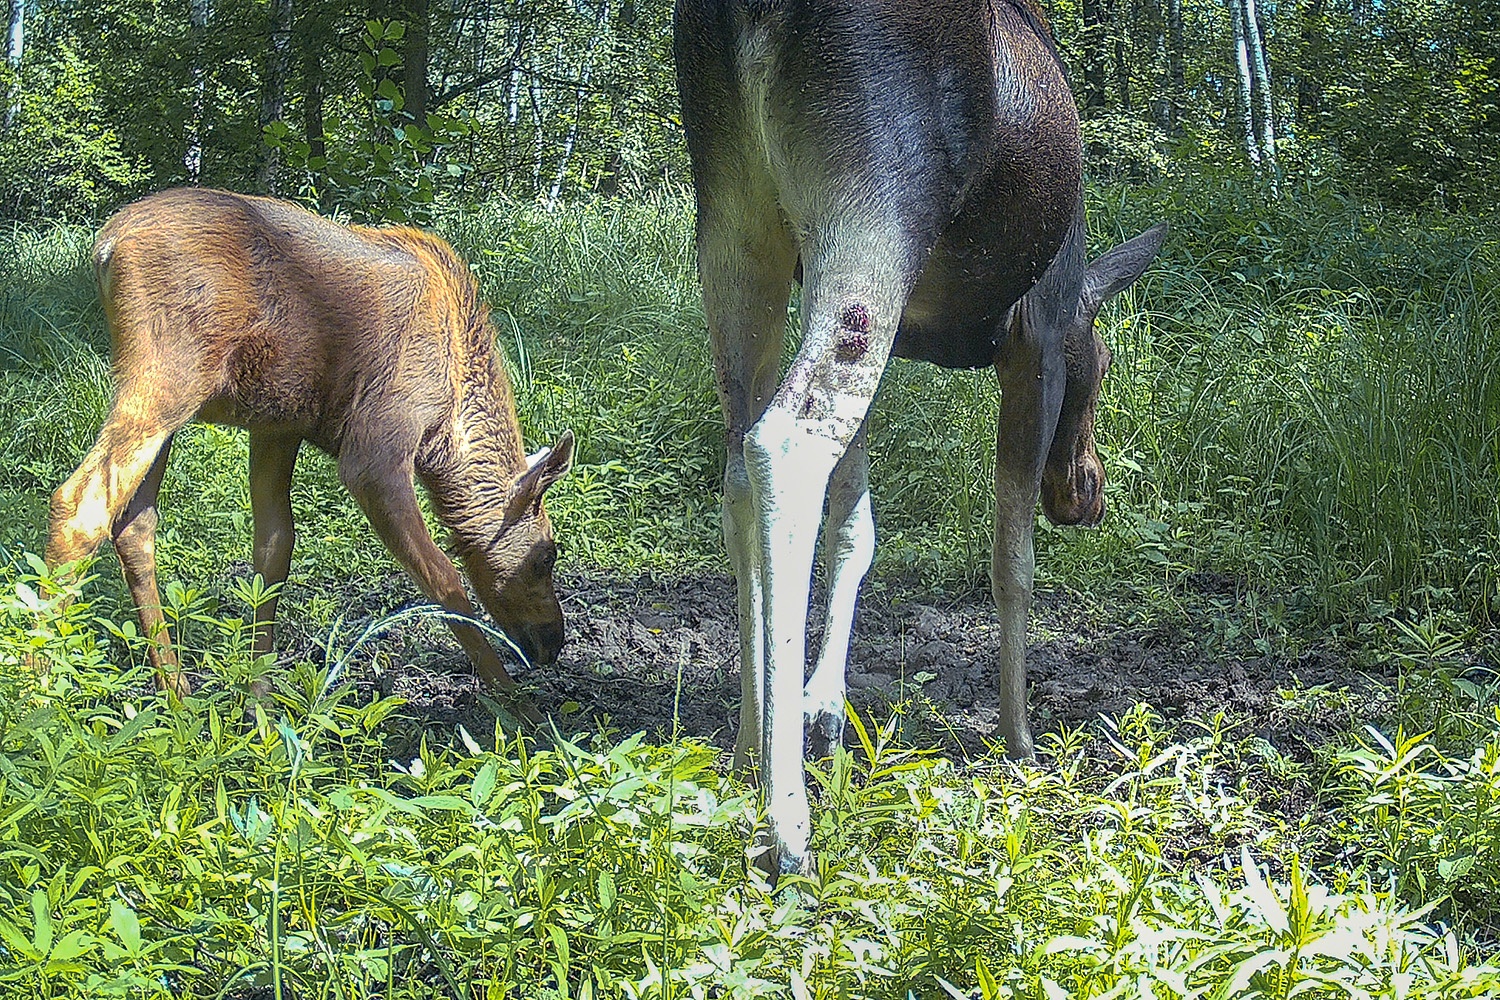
[1312,0,1500,208]
[0,42,150,220]
[266,20,477,225]
[2,182,1500,629]
[1,564,1497,997]
[1334,724,1500,937]
[2,0,1495,222]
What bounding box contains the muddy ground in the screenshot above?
[291,568,1395,762]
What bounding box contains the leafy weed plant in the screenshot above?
[2,559,1499,997]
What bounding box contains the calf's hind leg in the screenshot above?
[48,392,196,694]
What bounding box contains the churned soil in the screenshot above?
[309,567,1393,762]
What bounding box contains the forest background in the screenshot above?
[0,0,1494,223]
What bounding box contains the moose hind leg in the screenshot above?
[805,424,873,758]
[747,225,920,877]
[48,416,179,572]
[110,436,188,696]
[695,186,796,774]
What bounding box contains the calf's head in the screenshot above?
[457,430,575,666]
[1040,224,1167,527]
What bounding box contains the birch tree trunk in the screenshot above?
[1167,0,1185,133]
[3,0,22,132]
[1110,0,1131,110]
[1244,0,1278,185]
[546,0,612,208]
[1081,0,1108,110]
[185,0,211,183]
[258,0,293,193]
[1230,0,1260,170]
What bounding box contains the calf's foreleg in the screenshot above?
[339,453,526,700]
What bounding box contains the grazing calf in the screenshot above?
[674,0,1166,875]
[47,187,574,698]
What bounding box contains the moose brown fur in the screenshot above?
[676,0,1165,875]
[47,187,574,698]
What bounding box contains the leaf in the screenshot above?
[471,760,498,809]
[110,901,141,955]
[30,889,51,955]
[597,872,616,911]
[0,914,37,959]
[1240,847,1290,936]
[48,929,94,963]
[14,582,40,611]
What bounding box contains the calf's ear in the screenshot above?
[508,430,576,518]
[1083,222,1168,312]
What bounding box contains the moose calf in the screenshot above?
[48,187,573,698]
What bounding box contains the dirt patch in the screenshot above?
[309,568,1391,761]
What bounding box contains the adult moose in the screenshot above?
[675,0,1166,875]
[47,187,574,699]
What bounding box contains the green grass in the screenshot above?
[4,182,1499,625]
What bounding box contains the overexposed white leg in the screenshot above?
[805,426,873,755]
[745,408,843,876]
[746,226,912,875]
[725,450,768,771]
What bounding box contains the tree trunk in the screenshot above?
[598,0,636,196]
[402,0,429,128]
[1296,0,1323,126]
[302,45,325,165]
[3,0,22,132]
[1243,0,1277,184]
[293,6,326,203]
[529,62,544,196]
[258,0,293,193]
[185,0,211,183]
[546,0,612,207]
[1167,0,1184,133]
[1110,0,1130,111]
[1081,0,1108,110]
[1229,0,1259,170]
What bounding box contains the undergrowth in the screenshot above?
[2,562,1499,998]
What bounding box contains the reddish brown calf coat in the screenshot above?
[48,187,573,697]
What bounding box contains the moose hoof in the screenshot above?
[754,838,813,885]
[804,706,845,759]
